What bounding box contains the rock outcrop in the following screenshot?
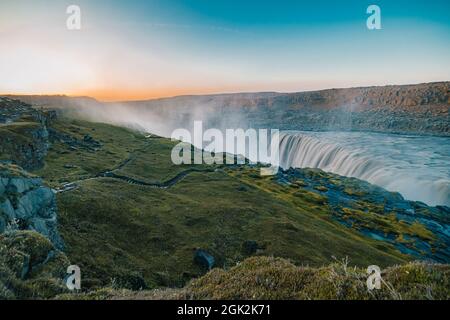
[0,163,64,250]
[0,230,69,299]
[194,249,215,270]
[278,168,450,263]
[0,98,54,170]
[0,99,68,299]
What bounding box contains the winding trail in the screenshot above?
[56,144,215,193]
[96,167,214,189]
[57,167,214,193]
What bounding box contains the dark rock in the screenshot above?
[49,128,102,152]
[194,249,215,270]
[0,98,56,170]
[237,185,249,192]
[0,164,64,250]
[242,240,263,255]
[437,206,450,215]
[114,272,148,290]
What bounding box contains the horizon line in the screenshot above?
[2,80,448,103]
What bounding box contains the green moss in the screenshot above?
[293,189,328,205]
[0,231,54,267]
[341,207,435,244]
[184,257,449,300]
[0,231,69,299]
[343,187,367,197]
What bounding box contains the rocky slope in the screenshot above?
[0,99,64,249]
[123,81,450,136]
[278,168,450,263]
[0,230,69,299]
[0,98,55,170]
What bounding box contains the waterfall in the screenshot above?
[277,131,450,207]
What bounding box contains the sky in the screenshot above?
[0,0,449,101]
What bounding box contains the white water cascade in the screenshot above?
[277,131,450,207]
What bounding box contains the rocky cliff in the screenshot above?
[6,81,449,136]
[124,81,450,136]
[0,98,54,170]
[0,163,64,250]
[0,99,68,299]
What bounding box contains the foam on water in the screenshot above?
[278,131,450,207]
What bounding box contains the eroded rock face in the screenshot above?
[6,82,449,136]
[116,81,449,136]
[0,97,53,170]
[278,168,450,263]
[0,164,64,250]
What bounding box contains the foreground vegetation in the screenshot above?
[57,256,450,300]
[1,103,448,299]
[0,231,68,299]
[1,231,447,300]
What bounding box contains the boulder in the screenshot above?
[194,249,215,270]
[242,240,264,256]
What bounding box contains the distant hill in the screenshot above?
[123,81,449,111]
[3,81,449,136]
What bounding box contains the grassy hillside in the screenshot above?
[0,107,447,300]
[31,117,415,290]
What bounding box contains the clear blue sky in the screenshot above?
[1,0,449,100]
